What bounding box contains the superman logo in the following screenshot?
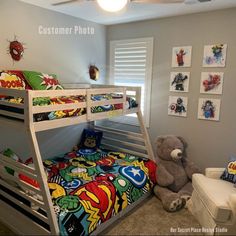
[71,176,116,222]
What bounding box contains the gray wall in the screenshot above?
[0,0,106,84]
[107,8,236,170]
[0,0,106,160]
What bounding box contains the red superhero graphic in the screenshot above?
[8,37,25,62]
[96,157,115,166]
[71,173,116,222]
[203,74,221,92]
[176,49,186,66]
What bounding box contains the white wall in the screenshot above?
[0,0,106,160]
[107,8,236,170]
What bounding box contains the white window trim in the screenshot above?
[109,37,153,127]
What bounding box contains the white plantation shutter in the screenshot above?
[109,38,153,127]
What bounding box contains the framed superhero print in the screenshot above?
[169,72,190,92]
[198,98,221,121]
[172,46,192,68]
[168,96,188,117]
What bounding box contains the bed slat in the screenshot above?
[32,102,86,114]
[0,159,38,183]
[88,110,123,121]
[34,114,87,132]
[0,100,25,109]
[0,110,24,120]
[0,171,42,195]
[30,89,86,98]
[95,127,144,142]
[0,88,26,98]
[0,179,45,209]
[101,143,148,158]
[0,154,36,175]
[103,136,147,151]
[90,98,124,107]
[0,201,50,235]
[0,190,48,224]
[95,125,143,137]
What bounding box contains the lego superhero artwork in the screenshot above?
[169,72,190,92]
[203,44,227,67]
[198,98,221,121]
[43,149,157,236]
[168,96,188,117]
[172,46,192,68]
[200,72,224,95]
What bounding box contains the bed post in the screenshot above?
[136,110,155,162]
[25,91,59,235]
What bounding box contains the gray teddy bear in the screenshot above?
[154,135,201,212]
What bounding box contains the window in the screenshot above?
[109,37,153,127]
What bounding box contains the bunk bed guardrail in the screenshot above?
[0,86,141,132]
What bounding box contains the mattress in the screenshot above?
[43,148,157,235]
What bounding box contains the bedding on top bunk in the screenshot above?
[1,94,138,122]
[43,148,156,235]
[0,70,138,122]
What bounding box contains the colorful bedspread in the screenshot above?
[1,94,138,122]
[43,148,156,235]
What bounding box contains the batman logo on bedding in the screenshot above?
[60,210,89,236]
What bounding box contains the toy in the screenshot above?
[176,49,186,66]
[201,100,215,119]
[202,74,221,92]
[170,97,186,114]
[212,44,224,61]
[153,135,200,212]
[171,73,188,91]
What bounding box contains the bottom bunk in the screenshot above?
[0,146,157,235]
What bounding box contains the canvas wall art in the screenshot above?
[169,72,190,92]
[198,98,221,121]
[168,96,188,117]
[172,46,192,67]
[200,72,224,95]
[202,44,227,67]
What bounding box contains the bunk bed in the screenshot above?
[0,84,156,235]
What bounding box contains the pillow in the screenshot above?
[79,129,103,152]
[0,70,31,99]
[220,156,236,184]
[23,71,63,90]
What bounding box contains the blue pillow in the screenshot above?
[79,129,103,151]
[220,156,236,184]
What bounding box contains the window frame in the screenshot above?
[109,37,154,127]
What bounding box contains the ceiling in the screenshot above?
[19,0,236,25]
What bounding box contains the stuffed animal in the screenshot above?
[153,135,200,212]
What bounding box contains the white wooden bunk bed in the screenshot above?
[0,85,155,235]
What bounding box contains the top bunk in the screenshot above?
[0,84,141,132]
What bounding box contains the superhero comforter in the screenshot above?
[1,94,138,122]
[43,148,157,235]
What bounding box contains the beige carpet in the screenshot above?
[104,196,201,235]
[0,196,200,235]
